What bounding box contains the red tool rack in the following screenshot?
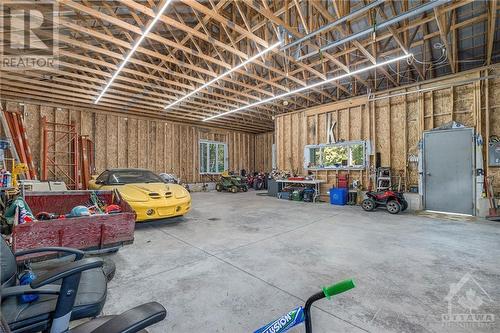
[40,117,79,189]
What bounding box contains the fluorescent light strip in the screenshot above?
[164,41,282,110]
[203,54,412,122]
[94,0,173,104]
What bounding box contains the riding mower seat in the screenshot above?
[1,240,109,333]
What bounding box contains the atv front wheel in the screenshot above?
[387,200,402,214]
[230,185,239,193]
[216,184,223,192]
[400,199,408,211]
[362,198,376,211]
[242,185,248,192]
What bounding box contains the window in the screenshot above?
[322,146,347,167]
[304,141,367,170]
[309,147,321,166]
[199,140,227,174]
[350,144,365,167]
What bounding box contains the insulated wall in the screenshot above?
[275,67,500,196]
[0,99,262,183]
[254,132,274,172]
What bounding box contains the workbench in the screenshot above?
[275,179,326,202]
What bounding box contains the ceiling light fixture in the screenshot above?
[94,0,173,104]
[203,54,412,122]
[164,41,282,110]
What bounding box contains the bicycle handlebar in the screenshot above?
[304,279,355,333]
[322,279,355,299]
[255,279,356,333]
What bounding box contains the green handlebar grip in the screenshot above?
[322,279,355,299]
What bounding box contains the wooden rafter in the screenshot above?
[0,0,496,133]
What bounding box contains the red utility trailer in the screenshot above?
[12,190,136,260]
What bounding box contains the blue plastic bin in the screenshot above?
[330,188,348,205]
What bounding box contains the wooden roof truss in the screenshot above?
[0,0,498,133]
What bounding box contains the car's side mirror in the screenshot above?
[94,180,104,185]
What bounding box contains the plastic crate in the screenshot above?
[337,175,349,188]
[278,191,291,200]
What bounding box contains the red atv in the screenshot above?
[252,172,266,190]
[361,189,408,214]
[246,172,267,190]
[246,173,255,188]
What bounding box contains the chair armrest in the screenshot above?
[1,284,60,298]
[14,247,85,260]
[31,258,103,288]
[91,302,167,333]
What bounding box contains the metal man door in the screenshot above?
[423,128,474,215]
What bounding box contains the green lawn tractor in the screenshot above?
[216,173,248,193]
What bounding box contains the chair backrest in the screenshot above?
[0,237,17,287]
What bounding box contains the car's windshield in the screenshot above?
[107,170,164,184]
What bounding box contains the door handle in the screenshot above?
[426,172,431,176]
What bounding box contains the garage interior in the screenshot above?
[1,0,500,332]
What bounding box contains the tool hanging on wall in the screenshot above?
[79,136,95,190]
[486,176,499,221]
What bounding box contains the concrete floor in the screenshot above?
[102,191,500,333]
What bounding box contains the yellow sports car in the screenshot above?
[89,168,191,222]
